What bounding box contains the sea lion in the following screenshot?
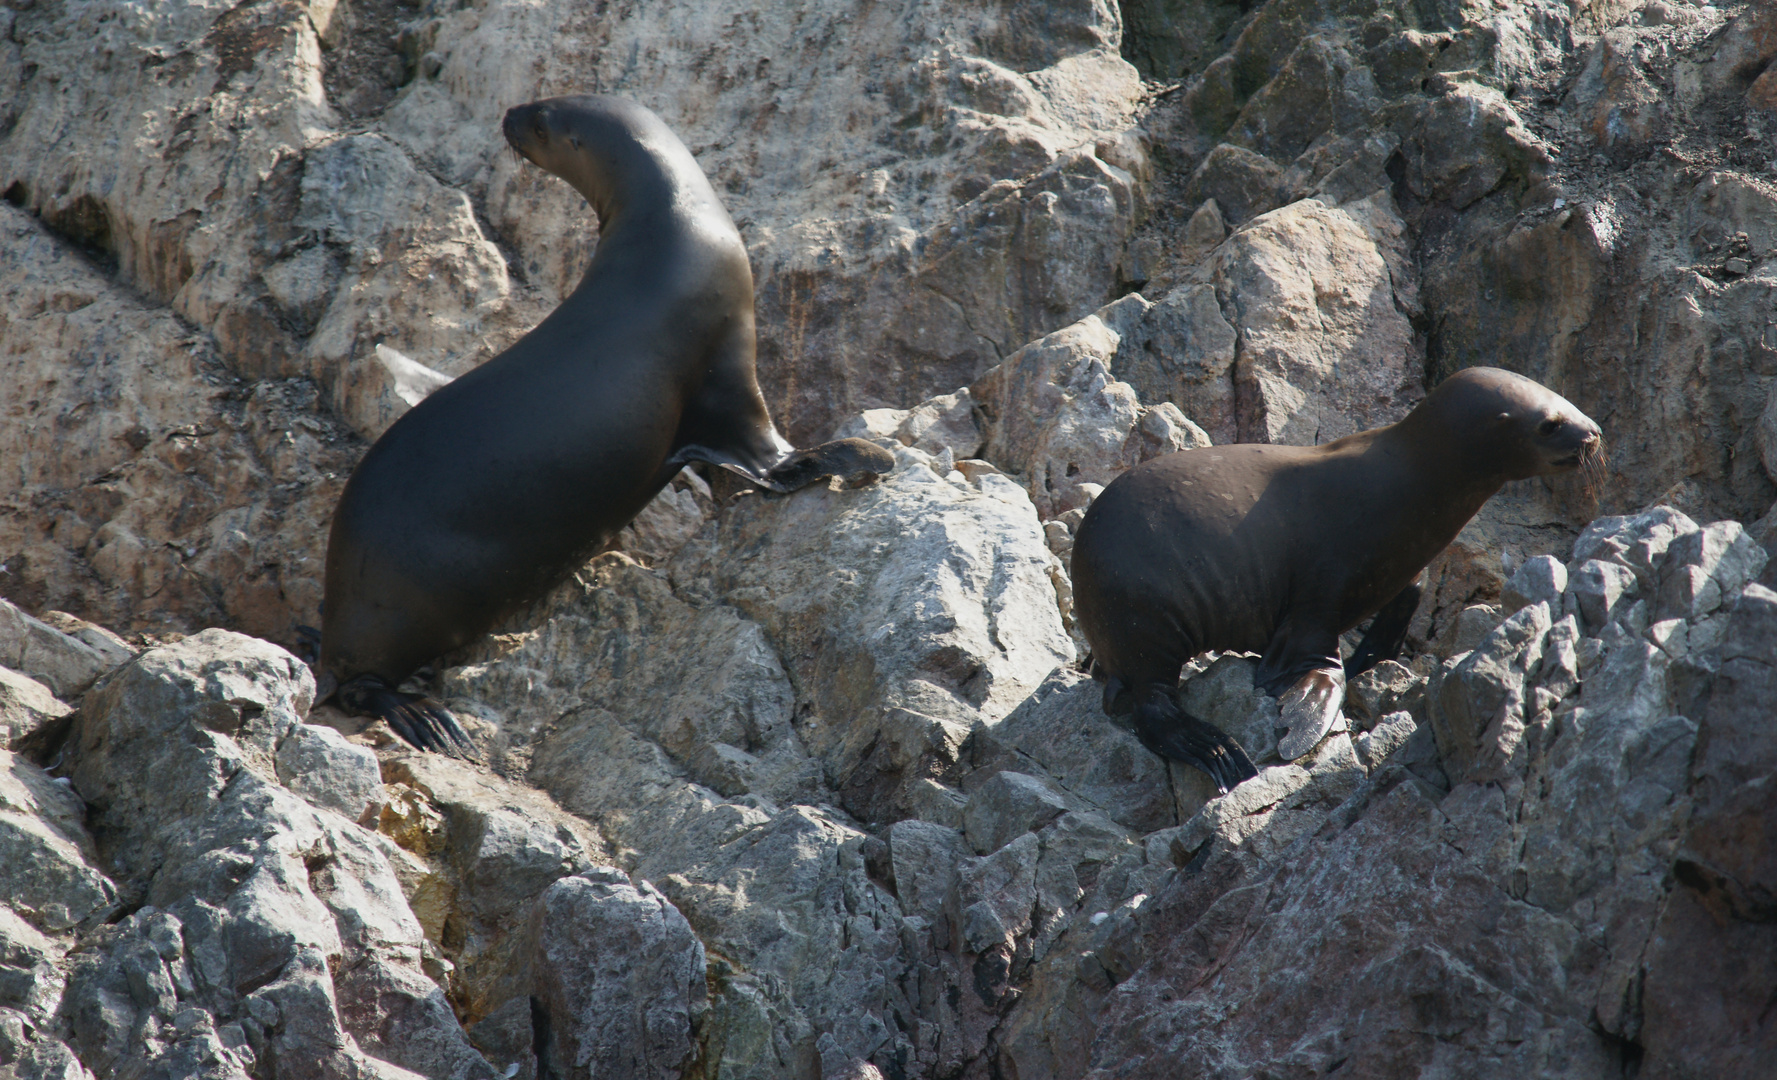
[1070,367,1603,792]
[319,95,893,752]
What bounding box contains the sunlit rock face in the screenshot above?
[3,0,1777,1076]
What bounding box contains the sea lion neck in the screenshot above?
[1366,408,1510,541]
[1384,386,1519,493]
[555,131,703,233]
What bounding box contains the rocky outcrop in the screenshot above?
[1054,506,1769,1078]
[2,474,1768,1079]
[4,0,1777,1076]
[6,0,1777,648]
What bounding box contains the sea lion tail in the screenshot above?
[337,674,474,757]
[1132,688,1258,793]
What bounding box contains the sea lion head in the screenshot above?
[502,95,690,221]
[1423,367,1604,481]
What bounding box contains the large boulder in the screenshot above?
[60,630,498,1080]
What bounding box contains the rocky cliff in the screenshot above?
[2,0,1776,1077]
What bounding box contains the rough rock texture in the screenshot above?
[62,631,499,1080]
[5,0,1777,650]
[3,0,1777,1077]
[9,502,1762,1078]
[0,0,1150,645]
[528,869,706,1080]
[0,205,359,640]
[1063,506,1767,1078]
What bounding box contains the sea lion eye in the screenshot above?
[1537,417,1561,436]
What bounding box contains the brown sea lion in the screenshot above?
[318,95,893,752]
[1070,367,1603,791]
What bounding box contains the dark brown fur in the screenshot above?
[1071,367,1602,790]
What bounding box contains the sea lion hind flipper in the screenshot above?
[667,437,893,493]
[1132,689,1258,793]
[760,438,897,493]
[1344,582,1423,678]
[337,674,473,757]
[1275,667,1344,761]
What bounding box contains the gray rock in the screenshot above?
[1571,506,1701,589]
[1211,195,1422,447]
[0,905,66,1024]
[1502,554,1568,614]
[0,1006,94,1079]
[971,670,1175,835]
[0,666,71,750]
[1344,660,1427,727]
[900,778,969,831]
[898,390,986,461]
[971,316,1207,519]
[275,723,383,823]
[1103,284,1240,445]
[529,870,706,1080]
[887,819,969,936]
[1656,520,1768,622]
[0,599,125,702]
[835,390,986,464]
[665,443,1072,823]
[1438,602,1508,657]
[1540,613,1584,703]
[0,751,115,934]
[953,832,1040,960]
[374,752,604,1027]
[1183,199,1228,250]
[1027,810,1141,966]
[1400,83,1552,209]
[1431,601,1553,783]
[1181,144,1284,226]
[618,470,717,567]
[1566,559,1640,632]
[1179,655,1281,768]
[62,630,496,1080]
[33,614,134,671]
[1079,549,1698,1075]
[1641,578,1777,1074]
[962,772,1070,856]
[1353,711,1419,771]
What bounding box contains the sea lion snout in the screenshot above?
[1529,404,1603,473]
[502,102,552,162]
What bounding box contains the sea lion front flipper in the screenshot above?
[337,674,473,757]
[1255,617,1345,760]
[1275,668,1344,761]
[1132,686,1258,793]
[1344,582,1423,678]
[760,438,897,493]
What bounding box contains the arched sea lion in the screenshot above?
[1070,367,1604,791]
[319,95,893,751]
